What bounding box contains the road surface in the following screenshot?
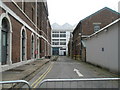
[26,56,119,88]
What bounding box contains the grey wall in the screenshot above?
[85,22,119,73]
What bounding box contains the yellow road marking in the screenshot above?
[33,62,54,88]
[31,62,54,88]
[31,63,52,87]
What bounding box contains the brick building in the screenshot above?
[0,0,51,71]
[68,32,73,58]
[71,7,119,60]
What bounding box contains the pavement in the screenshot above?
[1,56,119,89]
[2,59,50,88]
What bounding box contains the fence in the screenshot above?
[0,80,31,90]
[0,78,119,89]
[38,78,120,88]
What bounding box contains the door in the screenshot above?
[52,47,59,55]
[1,29,7,65]
[64,51,66,56]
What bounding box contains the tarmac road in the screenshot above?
[27,56,119,89]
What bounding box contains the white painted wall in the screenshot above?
[84,22,119,73]
[66,31,71,55]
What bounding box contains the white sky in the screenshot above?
[47,0,120,25]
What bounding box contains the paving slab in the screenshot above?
[2,59,50,88]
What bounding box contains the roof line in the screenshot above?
[81,7,120,22]
[74,7,120,33]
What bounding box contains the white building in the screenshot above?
[83,18,120,73]
[51,23,74,56]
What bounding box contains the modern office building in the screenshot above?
[51,23,74,56]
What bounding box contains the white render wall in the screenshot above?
[66,31,71,55]
[84,22,119,73]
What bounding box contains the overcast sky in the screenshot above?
[47,0,120,25]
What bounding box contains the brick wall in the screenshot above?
[72,7,120,60]
[81,8,119,35]
[1,1,51,65]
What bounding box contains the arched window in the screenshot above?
[37,38,40,59]
[20,26,27,61]
[35,37,39,59]
[1,18,9,65]
[0,14,12,65]
[22,30,25,61]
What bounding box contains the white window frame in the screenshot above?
[20,26,27,62]
[0,13,12,65]
[36,37,40,59]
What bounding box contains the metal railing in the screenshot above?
[0,80,31,90]
[38,78,120,88]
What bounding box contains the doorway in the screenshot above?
[64,51,66,56]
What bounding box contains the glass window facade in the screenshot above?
[52,39,59,41]
[60,39,66,41]
[60,31,66,33]
[60,34,66,37]
[52,34,59,37]
[52,42,59,45]
[52,47,59,55]
[60,42,66,45]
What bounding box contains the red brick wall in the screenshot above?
[26,28,32,60]
[10,15,22,63]
[4,2,36,30]
[1,1,51,64]
[72,7,119,60]
[81,8,119,35]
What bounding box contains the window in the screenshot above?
[60,42,66,45]
[52,39,59,41]
[60,48,66,50]
[94,25,100,32]
[21,30,26,61]
[20,26,27,61]
[1,14,12,65]
[37,16,39,26]
[93,23,101,32]
[60,31,66,33]
[53,31,59,33]
[32,7,34,22]
[31,35,34,59]
[52,34,59,37]
[1,18,9,65]
[52,42,59,45]
[60,39,66,41]
[60,34,66,37]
